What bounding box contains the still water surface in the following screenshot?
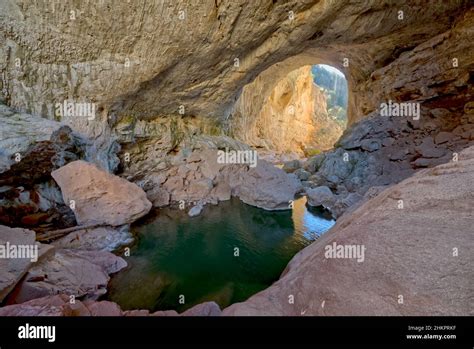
[107,197,335,312]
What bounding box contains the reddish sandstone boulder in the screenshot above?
[52,160,152,226]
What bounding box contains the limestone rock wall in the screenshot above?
[0,1,474,317]
[1,1,473,213]
[230,66,342,155]
[350,8,474,123]
[295,9,474,218]
[0,104,120,230]
[1,0,473,226]
[0,0,469,130]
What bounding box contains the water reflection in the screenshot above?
[107,197,335,312]
[293,197,335,240]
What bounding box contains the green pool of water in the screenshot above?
[106,197,335,312]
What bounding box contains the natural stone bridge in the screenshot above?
[0,0,473,316]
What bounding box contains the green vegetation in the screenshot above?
[328,106,347,127]
[312,65,348,127]
[305,148,322,157]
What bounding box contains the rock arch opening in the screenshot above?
[229,63,349,163]
[0,1,473,318]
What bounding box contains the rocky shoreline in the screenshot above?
[1,96,473,315]
[1,1,473,316]
[0,102,305,315]
[1,143,473,316]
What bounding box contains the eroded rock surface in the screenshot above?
[51,160,152,226]
[223,146,474,316]
[0,294,221,317]
[352,9,474,123]
[9,249,127,304]
[0,124,83,227]
[303,96,474,217]
[0,104,121,230]
[231,66,343,155]
[0,1,468,126]
[53,225,133,252]
[0,225,52,302]
[0,1,473,317]
[128,136,302,212]
[226,160,302,210]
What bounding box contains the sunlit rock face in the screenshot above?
[1,1,472,200]
[230,66,343,155]
[1,0,472,219]
[0,0,473,318]
[296,8,474,218]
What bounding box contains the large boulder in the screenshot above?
[306,186,336,208]
[52,160,152,226]
[282,160,301,173]
[0,123,84,227]
[223,145,474,315]
[0,225,53,302]
[229,160,303,210]
[142,145,301,211]
[10,249,127,304]
[0,105,121,228]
